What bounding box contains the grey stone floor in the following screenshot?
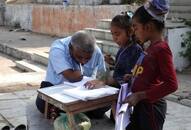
[0,90,191,130]
[0,26,190,130]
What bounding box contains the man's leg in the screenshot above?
[35,81,53,113]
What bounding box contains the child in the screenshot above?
[84,12,142,89]
[124,0,178,130]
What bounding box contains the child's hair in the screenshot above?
[111,12,132,34]
[133,6,165,32]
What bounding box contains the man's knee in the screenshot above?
[36,81,53,113]
[36,96,45,113]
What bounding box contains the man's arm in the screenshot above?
[62,69,83,82]
[49,48,83,83]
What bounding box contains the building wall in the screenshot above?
[168,27,191,71]
[4,4,32,30]
[32,5,136,36]
[35,0,121,5]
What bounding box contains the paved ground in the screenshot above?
[0,26,190,130]
[0,90,191,130]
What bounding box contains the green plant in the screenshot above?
[179,30,191,62]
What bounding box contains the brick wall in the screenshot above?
[32,5,136,36]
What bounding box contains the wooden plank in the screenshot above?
[44,102,48,119]
[65,95,118,112]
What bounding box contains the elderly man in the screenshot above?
[36,31,108,119]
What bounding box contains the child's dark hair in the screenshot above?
[111,12,132,33]
[133,6,165,32]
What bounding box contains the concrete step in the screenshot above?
[32,51,49,66]
[96,39,119,56]
[168,5,191,20]
[85,28,112,41]
[170,0,191,6]
[29,40,119,60]
[170,5,191,13]
[97,19,111,30]
[0,72,45,88]
[15,60,46,73]
[168,12,191,20]
[0,43,32,60]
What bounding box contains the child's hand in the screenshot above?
[123,92,146,107]
[104,54,115,65]
[84,80,105,89]
[123,74,132,82]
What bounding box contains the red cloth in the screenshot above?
[132,41,178,103]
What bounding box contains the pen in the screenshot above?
[80,63,83,75]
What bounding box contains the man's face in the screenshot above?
[70,45,92,65]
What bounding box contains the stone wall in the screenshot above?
[4,4,32,30]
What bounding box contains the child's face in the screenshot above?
[132,18,149,44]
[110,25,130,47]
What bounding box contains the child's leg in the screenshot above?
[126,99,167,130]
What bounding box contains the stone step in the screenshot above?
[170,0,191,6]
[32,51,49,66]
[168,5,191,20]
[0,43,32,60]
[170,5,191,13]
[96,39,119,56]
[168,12,191,20]
[85,28,112,41]
[0,72,45,87]
[30,40,119,62]
[15,60,46,73]
[97,19,111,30]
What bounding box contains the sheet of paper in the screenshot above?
[119,103,129,113]
[38,86,79,103]
[38,76,119,103]
[62,86,119,101]
[64,76,95,88]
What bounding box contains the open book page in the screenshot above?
[62,76,119,101]
[38,86,79,103]
[62,86,118,101]
[64,76,95,89]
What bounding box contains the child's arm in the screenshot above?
[123,91,146,107]
[144,47,178,103]
[104,54,115,66]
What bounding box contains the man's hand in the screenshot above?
[123,91,146,107]
[84,80,105,89]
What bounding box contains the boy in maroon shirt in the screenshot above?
[124,0,178,130]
